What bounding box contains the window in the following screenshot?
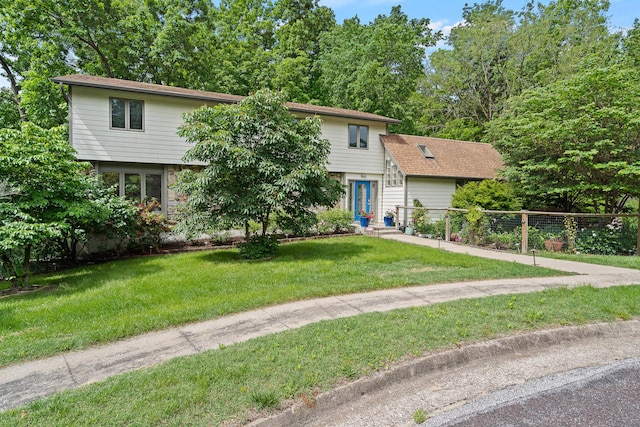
[110,98,144,130]
[417,144,434,158]
[102,170,162,208]
[385,158,403,187]
[348,125,368,149]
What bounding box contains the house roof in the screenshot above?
[380,134,503,179]
[51,74,401,124]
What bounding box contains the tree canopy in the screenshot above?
[174,90,344,243]
[487,65,640,213]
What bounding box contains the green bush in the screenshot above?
[574,218,637,255]
[238,235,280,259]
[315,209,355,234]
[412,200,431,234]
[452,179,522,211]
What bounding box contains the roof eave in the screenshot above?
[51,76,402,124]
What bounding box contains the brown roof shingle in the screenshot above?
[51,74,401,124]
[381,134,503,179]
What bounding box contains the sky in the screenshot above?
[320,0,639,40]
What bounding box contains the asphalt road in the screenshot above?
[426,358,640,427]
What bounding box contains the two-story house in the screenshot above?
[52,75,503,226]
[52,74,402,223]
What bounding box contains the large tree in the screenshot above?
[0,124,137,289]
[423,0,618,140]
[174,90,344,243]
[487,65,640,213]
[316,6,440,131]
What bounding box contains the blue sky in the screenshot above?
[320,0,638,36]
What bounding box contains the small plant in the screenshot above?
[384,209,395,218]
[128,198,170,253]
[250,389,279,409]
[464,206,488,245]
[413,408,428,424]
[563,216,578,253]
[359,210,375,219]
[238,235,279,259]
[412,200,431,234]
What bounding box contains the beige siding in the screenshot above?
[70,86,206,164]
[70,87,388,174]
[382,186,404,217]
[322,118,387,174]
[407,178,456,220]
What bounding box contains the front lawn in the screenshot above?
[1,285,637,426]
[0,236,566,366]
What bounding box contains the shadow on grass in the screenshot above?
[193,237,374,264]
[5,237,374,302]
[5,258,163,302]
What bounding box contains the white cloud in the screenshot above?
[428,19,465,37]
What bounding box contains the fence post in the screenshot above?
[445,209,451,242]
[395,206,400,230]
[521,212,528,254]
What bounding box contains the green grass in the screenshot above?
[537,251,640,270]
[1,285,637,427]
[0,236,567,367]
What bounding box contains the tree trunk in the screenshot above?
[22,245,31,287]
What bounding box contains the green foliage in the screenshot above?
[464,206,489,246]
[411,200,431,234]
[574,218,637,255]
[174,89,344,241]
[452,180,522,211]
[424,0,616,138]
[317,6,440,127]
[488,65,640,213]
[126,199,170,254]
[238,235,280,260]
[315,209,355,234]
[413,408,428,424]
[0,124,90,287]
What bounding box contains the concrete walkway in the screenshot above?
[2,235,640,413]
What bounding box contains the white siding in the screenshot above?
[407,178,456,219]
[322,118,387,174]
[382,186,404,217]
[70,86,203,164]
[70,86,389,174]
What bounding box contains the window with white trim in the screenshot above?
[348,124,368,149]
[102,170,162,209]
[385,159,403,187]
[110,98,144,130]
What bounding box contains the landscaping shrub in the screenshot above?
[574,217,637,255]
[315,209,354,234]
[238,235,280,259]
[127,199,170,253]
[412,200,431,234]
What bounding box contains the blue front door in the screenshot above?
[354,181,371,220]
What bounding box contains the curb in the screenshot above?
[249,320,640,426]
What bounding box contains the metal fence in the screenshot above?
[394,205,640,256]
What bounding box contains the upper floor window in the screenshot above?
[348,124,368,149]
[110,98,144,131]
